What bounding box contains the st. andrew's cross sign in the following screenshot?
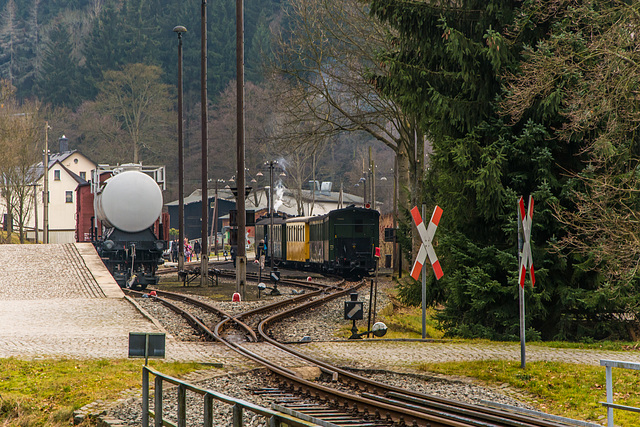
[410,205,444,281]
[518,195,535,288]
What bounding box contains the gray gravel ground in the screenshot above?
[101,285,546,427]
[106,368,537,426]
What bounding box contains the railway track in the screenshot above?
[125,274,578,427]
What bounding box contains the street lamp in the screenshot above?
[173,25,187,271]
[43,122,50,244]
[28,182,38,243]
[358,177,367,207]
[209,178,225,260]
[264,160,284,269]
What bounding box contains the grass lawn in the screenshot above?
[416,359,640,426]
[0,358,220,426]
[371,299,640,425]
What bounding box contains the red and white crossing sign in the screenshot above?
[518,195,535,287]
[410,206,444,281]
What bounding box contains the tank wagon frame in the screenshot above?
[91,164,167,290]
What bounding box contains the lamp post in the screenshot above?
[264,160,280,269]
[211,179,224,260]
[43,122,50,244]
[29,183,38,243]
[173,25,187,272]
[358,177,366,207]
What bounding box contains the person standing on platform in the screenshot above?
[184,238,192,262]
[171,240,178,262]
[193,240,201,261]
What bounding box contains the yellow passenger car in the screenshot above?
[285,216,310,266]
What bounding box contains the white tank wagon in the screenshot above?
[92,164,167,290]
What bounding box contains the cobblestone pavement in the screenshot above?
[0,243,228,362]
[295,341,640,372]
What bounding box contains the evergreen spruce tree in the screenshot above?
[369,0,596,340]
[36,24,80,109]
[81,3,125,99]
[245,11,271,83]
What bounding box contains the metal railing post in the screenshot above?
[177,384,186,427]
[233,403,243,427]
[142,368,149,427]
[141,366,321,427]
[600,359,640,426]
[154,376,163,427]
[606,365,613,427]
[204,394,214,427]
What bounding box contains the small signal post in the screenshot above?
[410,205,444,339]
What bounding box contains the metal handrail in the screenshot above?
[599,359,640,427]
[142,365,322,427]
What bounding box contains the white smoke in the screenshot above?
[273,180,285,212]
[273,158,288,213]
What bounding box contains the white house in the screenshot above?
[5,147,98,244]
[32,150,97,243]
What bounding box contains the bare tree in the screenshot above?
[0,80,41,243]
[270,0,426,223]
[93,63,173,164]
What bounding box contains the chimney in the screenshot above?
[59,135,69,152]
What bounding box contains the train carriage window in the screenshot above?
[355,218,363,233]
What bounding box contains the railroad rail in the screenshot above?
[129,273,578,427]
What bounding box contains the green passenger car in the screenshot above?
[309,206,380,276]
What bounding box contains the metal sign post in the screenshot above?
[517,195,535,369]
[422,205,427,340]
[517,210,526,369]
[410,205,444,339]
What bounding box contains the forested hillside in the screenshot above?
[0,0,277,102]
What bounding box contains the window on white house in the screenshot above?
[80,171,86,180]
[54,170,61,181]
[65,191,73,203]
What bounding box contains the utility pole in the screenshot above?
[200,0,209,286]
[236,0,247,298]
